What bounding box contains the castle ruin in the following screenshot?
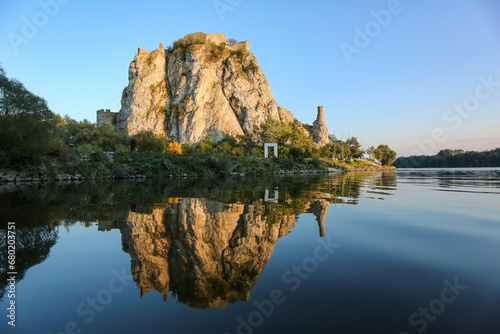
[96,109,119,127]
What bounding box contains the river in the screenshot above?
[1,168,499,334]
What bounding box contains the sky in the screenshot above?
[1,0,499,156]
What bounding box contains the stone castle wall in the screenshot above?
[96,109,119,127]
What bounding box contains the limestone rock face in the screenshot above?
[311,106,330,147]
[117,32,295,143]
[117,46,167,135]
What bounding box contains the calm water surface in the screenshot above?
[1,168,499,334]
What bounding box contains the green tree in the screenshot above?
[0,66,54,122]
[258,116,316,157]
[132,131,167,153]
[346,137,362,158]
[196,139,216,154]
[373,144,397,166]
[0,66,64,165]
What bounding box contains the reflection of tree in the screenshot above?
[0,225,58,301]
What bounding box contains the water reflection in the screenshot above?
[0,172,397,306]
[397,168,500,194]
[118,196,335,309]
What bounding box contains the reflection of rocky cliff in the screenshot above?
[119,197,331,309]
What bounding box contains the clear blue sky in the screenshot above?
[1,0,499,156]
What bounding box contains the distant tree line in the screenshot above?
[394,148,500,168]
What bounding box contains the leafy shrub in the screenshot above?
[115,144,129,153]
[208,155,235,176]
[207,44,225,62]
[230,49,245,62]
[76,143,103,152]
[0,115,61,166]
[167,141,182,154]
[132,131,167,153]
[279,157,296,170]
[181,143,193,154]
[172,35,207,52]
[308,156,325,169]
[196,139,216,154]
[112,165,130,179]
[287,146,304,161]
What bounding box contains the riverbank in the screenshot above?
[0,153,396,183]
[333,158,397,171]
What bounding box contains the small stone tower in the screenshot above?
[96,109,119,127]
[311,106,330,147]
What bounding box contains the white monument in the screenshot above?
[265,188,279,203]
[264,143,278,158]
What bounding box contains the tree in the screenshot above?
[258,116,316,157]
[365,146,375,159]
[346,137,362,158]
[167,141,182,154]
[0,66,54,121]
[132,131,167,153]
[228,38,238,46]
[373,144,397,166]
[0,66,63,165]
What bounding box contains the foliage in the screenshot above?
[394,148,500,168]
[0,66,55,122]
[230,49,245,62]
[167,141,183,154]
[288,146,304,161]
[0,114,64,166]
[208,43,225,62]
[196,139,216,154]
[308,156,325,169]
[172,35,207,52]
[132,131,167,153]
[150,84,158,93]
[373,144,397,166]
[181,143,193,154]
[57,116,129,152]
[258,116,316,158]
[0,66,63,166]
[365,146,376,159]
[346,137,363,158]
[228,38,238,46]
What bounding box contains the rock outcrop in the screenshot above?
[116,32,330,144]
[311,106,330,147]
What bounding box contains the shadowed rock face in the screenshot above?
[117,32,296,143]
[119,197,330,309]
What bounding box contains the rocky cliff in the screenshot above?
[116,32,330,145]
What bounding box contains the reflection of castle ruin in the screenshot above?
[118,197,330,309]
